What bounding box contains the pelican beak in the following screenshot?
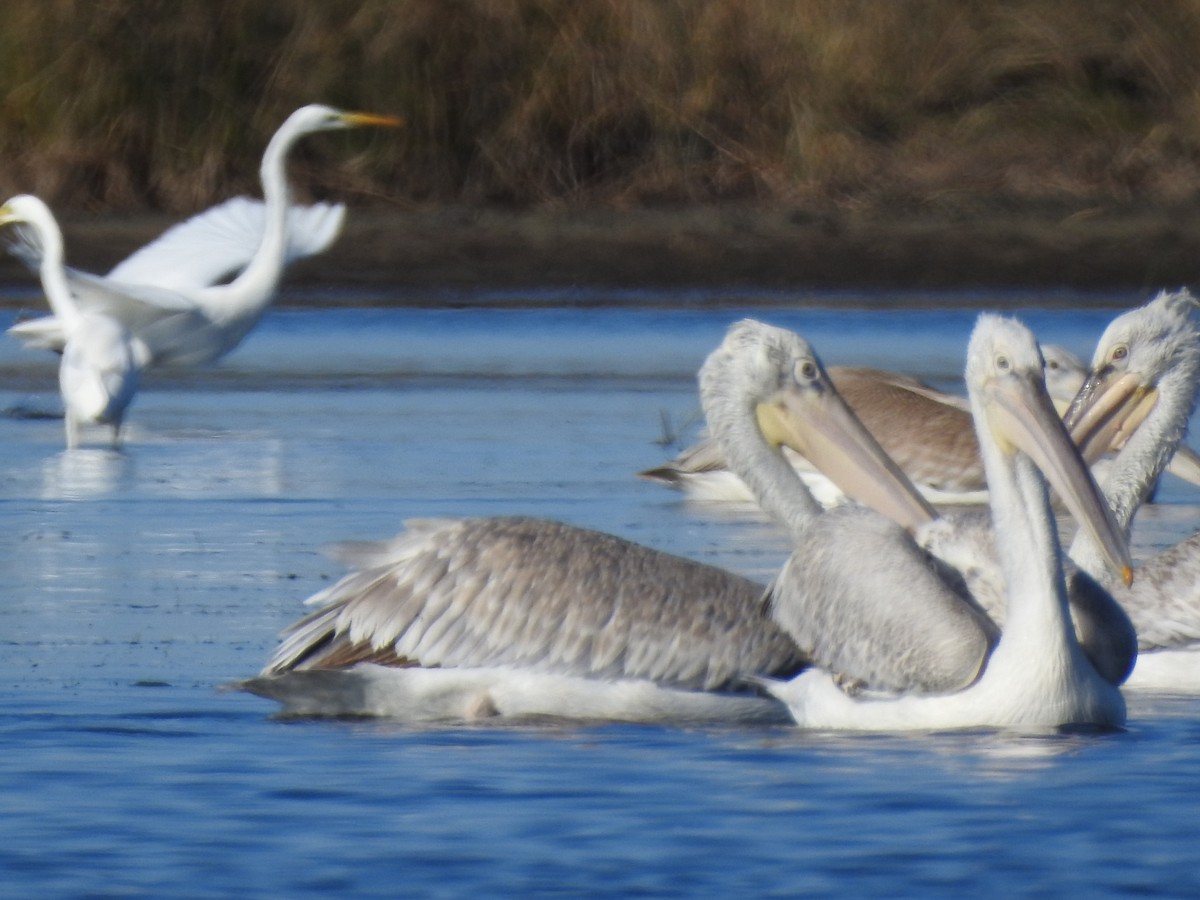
[1064,370,1157,464]
[338,111,404,129]
[1166,445,1200,488]
[987,371,1134,587]
[755,379,938,533]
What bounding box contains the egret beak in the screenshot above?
[988,371,1134,587]
[0,203,18,227]
[1064,370,1157,465]
[339,111,404,129]
[755,378,938,533]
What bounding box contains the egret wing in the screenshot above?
[107,197,346,290]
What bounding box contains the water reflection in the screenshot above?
[40,448,134,500]
[35,435,293,500]
[2,303,1199,898]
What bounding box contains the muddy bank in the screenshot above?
[3,205,1198,307]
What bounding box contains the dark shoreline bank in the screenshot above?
[2,206,1197,308]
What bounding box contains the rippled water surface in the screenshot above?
[2,298,1198,897]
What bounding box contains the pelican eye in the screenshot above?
[1111,345,1128,363]
[794,359,819,383]
[995,355,1010,372]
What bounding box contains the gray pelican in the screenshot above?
[643,344,1200,509]
[760,314,1133,730]
[6,104,400,367]
[1,196,140,448]
[240,320,1004,723]
[1063,290,1200,690]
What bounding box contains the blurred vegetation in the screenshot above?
[5,0,1200,216]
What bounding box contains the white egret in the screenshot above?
[1,195,141,448]
[6,104,401,367]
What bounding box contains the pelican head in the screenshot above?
[1041,344,1088,414]
[701,319,937,532]
[968,315,1133,586]
[1065,290,1200,464]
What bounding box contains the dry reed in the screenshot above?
[4,1,1200,214]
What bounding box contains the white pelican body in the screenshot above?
[241,663,796,724]
[1,195,140,448]
[1063,291,1200,691]
[761,315,1131,730]
[243,321,992,723]
[7,104,399,367]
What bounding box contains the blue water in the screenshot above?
[2,298,1198,897]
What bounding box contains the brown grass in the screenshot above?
[5,1,1200,215]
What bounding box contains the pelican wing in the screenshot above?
[1124,531,1200,650]
[768,509,997,694]
[264,516,808,691]
[832,366,972,412]
[830,367,983,493]
[105,197,346,291]
[638,432,727,485]
[641,366,984,497]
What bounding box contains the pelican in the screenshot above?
[759,314,1133,730]
[1,196,141,448]
[240,320,1006,723]
[642,364,986,505]
[1062,290,1200,690]
[1043,344,1088,414]
[639,344,1153,508]
[6,104,400,367]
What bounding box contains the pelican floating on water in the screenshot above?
[642,363,986,505]
[1,196,141,448]
[1062,290,1200,691]
[759,314,1133,730]
[240,320,994,723]
[6,104,400,368]
[643,343,1200,509]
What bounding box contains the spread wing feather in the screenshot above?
[107,197,345,290]
[265,516,808,691]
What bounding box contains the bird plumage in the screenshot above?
[1,195,141,448]
[6,104,398,367]
[242,320,974,722]
[761,314,1130,730]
